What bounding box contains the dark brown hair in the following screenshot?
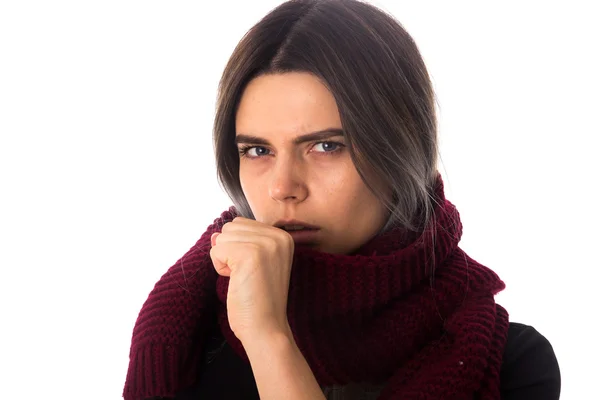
[214,0,439,234]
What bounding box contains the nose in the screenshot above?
[268,156,308,203]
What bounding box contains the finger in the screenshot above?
[222,217,278,234]
[211,232,220,247]
[221,221,291,246]
[215,230,274,246]
[209,245,232,277]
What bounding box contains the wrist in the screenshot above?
[240,324,296,358]
[241,324,325,400]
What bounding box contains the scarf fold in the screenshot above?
[123,176,509,400]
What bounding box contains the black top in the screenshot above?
[149,322,560,400]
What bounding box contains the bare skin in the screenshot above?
[210,72,389,399]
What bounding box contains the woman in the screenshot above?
[123,0,561,399]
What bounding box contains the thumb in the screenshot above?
[209,235,231,277]
[211,232,220,247]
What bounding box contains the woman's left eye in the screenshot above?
[313,141,343,153]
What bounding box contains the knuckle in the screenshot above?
[245,243,262,262]
[277,229,294,248]
[265,236,279,251]
[253,235,277,255]
[209,246,219,262]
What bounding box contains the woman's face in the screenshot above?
[235,72,388,254]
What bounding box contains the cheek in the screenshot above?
[321,171,369,213]
[239,168,262,210]
[238,169,248,198]
[337,175,386,222]
[320,159,353,190]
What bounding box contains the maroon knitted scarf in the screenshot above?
[123,177,509,400]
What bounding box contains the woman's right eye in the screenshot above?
[240,146,270,158]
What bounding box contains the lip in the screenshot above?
[273,219,321,230]
[273,219,321,245]
[285,229,320,245]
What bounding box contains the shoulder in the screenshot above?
[500,322,561,399]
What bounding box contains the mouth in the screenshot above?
[274,220,321,244]
[274,219,320,230]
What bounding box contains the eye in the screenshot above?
[239,145,270,158]
[248,146,270,157]
[312,141,343,153]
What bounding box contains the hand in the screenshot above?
[210,217,295,344]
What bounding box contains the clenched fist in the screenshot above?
[210,217,295,344]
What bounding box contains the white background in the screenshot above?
[1,1,598,398]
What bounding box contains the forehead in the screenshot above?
[235,72,342,139]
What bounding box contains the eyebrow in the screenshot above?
[234,128,345,146]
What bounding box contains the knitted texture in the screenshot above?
[123,177,509,400]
